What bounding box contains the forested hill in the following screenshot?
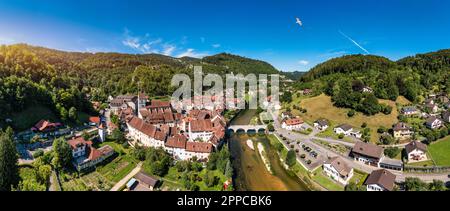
[0,44,279,129]
[293,50,449,116]
[0,44,279,97]
[300,55,396,82]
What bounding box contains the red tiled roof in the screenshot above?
[128,117,157,138]
[33,120,62,131]
[186,142,213,153]
[89,116,101,124]
[284,118,304,126]
[148,100,171,109]
[165,134,187,149]
[67,137,92,149]
[190,119,213,132]
[88,147,103,161]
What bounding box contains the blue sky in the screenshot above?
[0,0,449,71]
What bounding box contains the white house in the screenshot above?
[281,118,304,131]
[185,142,213,161]
[68,137,90,158]
[401,106,418,116]
[323,157,353,185]
[314,119,329,131]
[425,116,443,129]
[334,124,361,138]
[405,141,428,163]
[365,169,396,191]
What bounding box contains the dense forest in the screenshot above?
[296,51,450,115]
[0,44,279,129]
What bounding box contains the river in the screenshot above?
[228,109,309,191]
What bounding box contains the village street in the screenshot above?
[268,109,450,183]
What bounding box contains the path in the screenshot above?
[110,162,143,191]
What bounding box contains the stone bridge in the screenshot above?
[227,125,267,133]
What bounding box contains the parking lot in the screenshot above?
[279,134,327,170]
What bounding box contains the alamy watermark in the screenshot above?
[170,66,281,112]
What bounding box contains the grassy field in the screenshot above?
[429,137,450,166]
[349,170,369,186]
[294,94,399,143]
[396,96,412,106]
[10,105,59,131]
[97,154,138,183]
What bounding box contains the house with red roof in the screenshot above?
[32,120,63,133]
[68,136,115,171]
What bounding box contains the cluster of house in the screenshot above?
[68,136,115,171]
[323,139,431,191]
[400,95,450,131]
[110,94,226,161]
[323,156,397,191]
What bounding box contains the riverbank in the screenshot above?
[228,109,309,191]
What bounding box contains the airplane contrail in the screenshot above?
[338,30,370,54]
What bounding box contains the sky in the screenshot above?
[0,0,449,72]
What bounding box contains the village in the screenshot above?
[272,85,450,191]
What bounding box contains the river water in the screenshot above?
[228,109,309,191]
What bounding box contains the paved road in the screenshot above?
[110,162,143,191]
[268,108,450,183]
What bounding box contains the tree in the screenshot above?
[52,138,72,169]
[404,177,428,191]
[68,107,77,122]
[81,131,90,142]
[384,147,401,159]
[204,171,217,188]
[0,129,20,191]
[380,134,395,145]
[285,150,296,167]
[428,180,446,191]
[347,110,355,117]
[225,160,233,178]
[267,123,275,132]
[110,113,119,125]
[345,182,365,191]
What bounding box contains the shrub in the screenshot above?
[347,110,356,117]
[33,149,44,158]
[384,147,401,159]
[338,134,345,139]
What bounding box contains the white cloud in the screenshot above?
[212,44,221,48]
[298,60,309,65]
[162,44,176,56]
[176,49,208,58]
